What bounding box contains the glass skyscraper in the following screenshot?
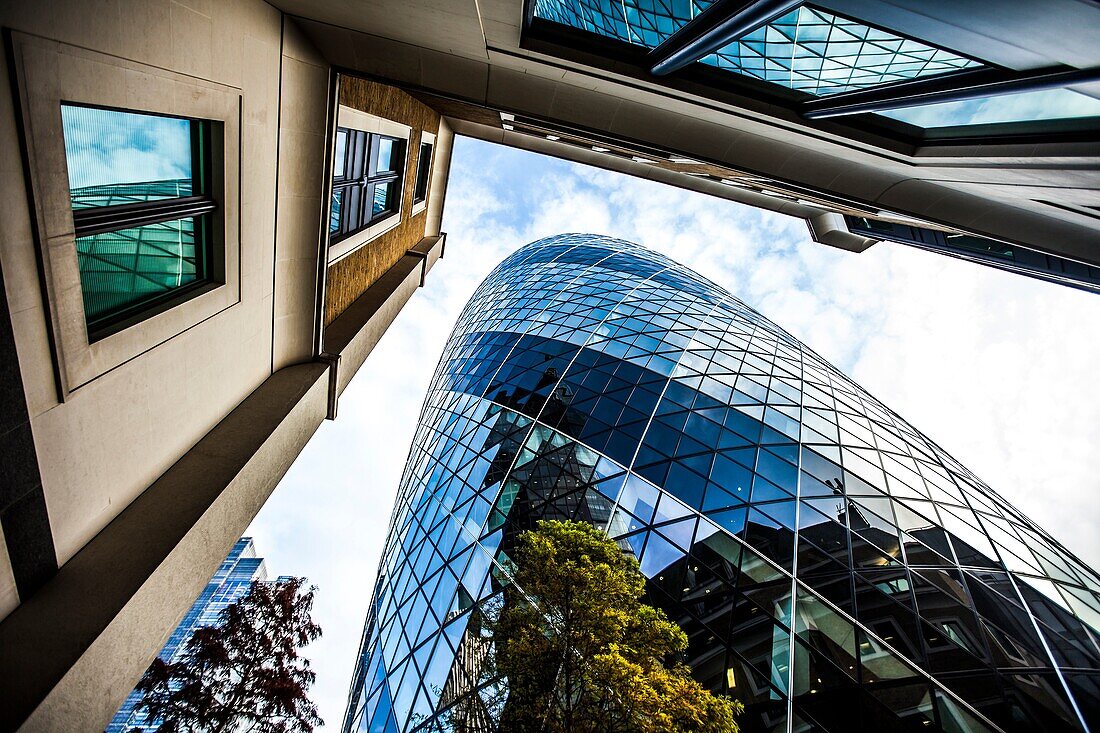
[106,538,271,733]
[344,234,1100,733]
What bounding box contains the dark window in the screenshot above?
[414,141,433,203]
[330,126,406,242]
[60,103,216,340]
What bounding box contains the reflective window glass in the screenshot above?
[414,141,432,202]
[878,87,1100,129]
[330,189,343,233]
[372,180,397,218]
[61,105,196,206]
[702,6,981,96]
[376,137,397,174]
[60,103,214,335]
[533,0,709,48]
[329,127,405,242]
[333,129,347,178]
[77,217,205,324]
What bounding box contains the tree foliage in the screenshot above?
[471,520,742,733]
[132,576,323,733]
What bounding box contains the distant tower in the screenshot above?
[106,538,275,732]
[344,234,1100,733]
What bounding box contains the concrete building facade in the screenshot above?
[0,3,451,731]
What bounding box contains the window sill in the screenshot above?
[328,213,402,265]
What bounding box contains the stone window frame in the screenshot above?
[9,32,241,397]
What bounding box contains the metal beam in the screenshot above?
[649,0,800,77]
[802,65,1100,119]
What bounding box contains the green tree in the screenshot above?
[131,577,323,733]
[469,519,742,733]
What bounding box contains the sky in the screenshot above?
[246,136,1100,727]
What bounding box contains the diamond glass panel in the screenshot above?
[701,5,981,96]
[533,0,713,48]
[532,1,983,97]
[345,235,1100,733]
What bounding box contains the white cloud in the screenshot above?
[247,136,1100,725]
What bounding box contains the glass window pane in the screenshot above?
[372,180,397,218]
[877,87,1100,129]
[534,2,983,98]
[76,215,207,326]
[415,142,432,201]
[61,104,195,208]
[376,137,396,173]
[331,189,344,233]
[702,6,982,96]
[334,129,347,178]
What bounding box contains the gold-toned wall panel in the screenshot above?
[325,77,441,325]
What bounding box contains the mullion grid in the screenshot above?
[357,235,1099,733]
[330,128,404,242]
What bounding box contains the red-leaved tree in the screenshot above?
[132,577,323,733]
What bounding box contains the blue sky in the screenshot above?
[247,136,1100,726]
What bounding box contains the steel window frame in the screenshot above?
[61,108,219,338]
[330,126,405,244]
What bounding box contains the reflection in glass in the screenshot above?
[345,235,1100,733]
[372,181,395,218]
[61,104,194,202]
[76,217,203,322]
[61,104,213,332]
[376,137,395,173]
[333,129,347,178]
[532,0,710,48]
[879,87,1100,129]
[330,190,342,233]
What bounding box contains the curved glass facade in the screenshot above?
[344,234,1100,733]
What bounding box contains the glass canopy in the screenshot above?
[533,0,713,49]
[532,0,982,96]
[531,0,1100,135]
[700,5,981,96]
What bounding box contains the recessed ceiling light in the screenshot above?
[502,123,514,131]
[546,135,560,141]
[669,156,702,164]
[631,156,655,164]
[592,146,610,153]
[500,112,515,121]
